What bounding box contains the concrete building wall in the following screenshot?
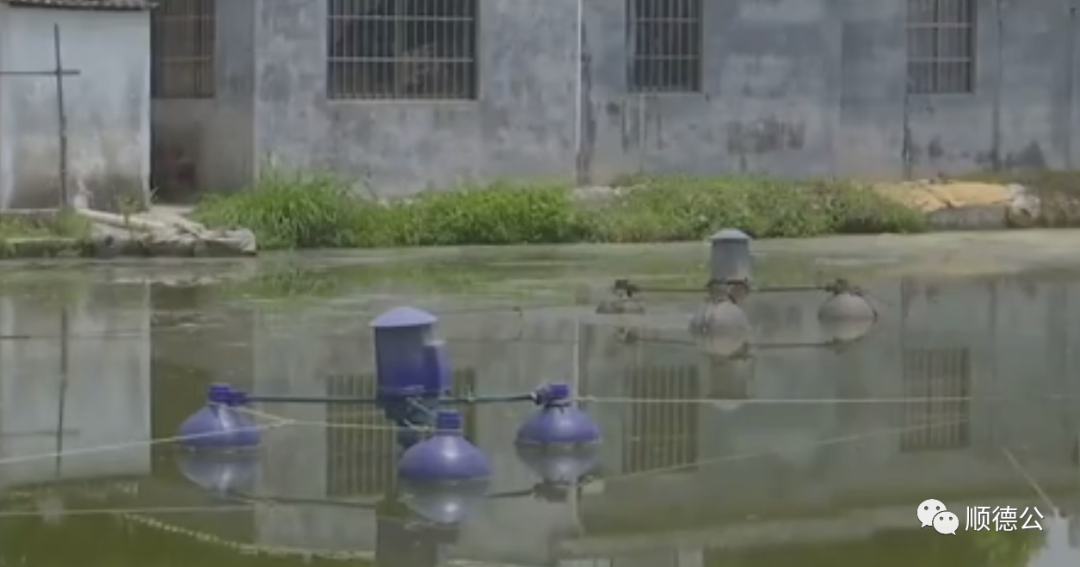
[151,0,256,200]
[165,0,1080,196]
[0,6,151,209]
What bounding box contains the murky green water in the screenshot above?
[3,235,1080,567]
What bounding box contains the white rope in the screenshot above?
[0,409,293,467]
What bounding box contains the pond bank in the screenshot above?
[0,207,256,260]
[0,174,1070,260]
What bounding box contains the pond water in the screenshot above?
[2,233,1080,567]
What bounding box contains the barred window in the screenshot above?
[326,0,478,100]
[906,0,975,94]
[151,0,215,98]
[627,0,702,93]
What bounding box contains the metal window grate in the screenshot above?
[622,365,700,474]
[325,369,478,498]
[906,0,975,94]
[151,0,215,98]
[900,347,971,452]
[326,0,478,100]
[627,0,703,93]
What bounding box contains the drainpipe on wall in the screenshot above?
[1066,1,1077,168]
[990,0,1004,171]
[574,0,584,185]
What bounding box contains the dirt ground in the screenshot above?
[871,180,1015,213]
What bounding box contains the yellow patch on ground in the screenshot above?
[873,181,1013,213]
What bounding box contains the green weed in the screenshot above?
[193,168,927,250]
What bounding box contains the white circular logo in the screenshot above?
[917,499,947,528]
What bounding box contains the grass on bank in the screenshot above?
[192,170,927,250]
[0,210,91,242]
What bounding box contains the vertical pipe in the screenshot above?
[574,0,584,184]
[53,24,70,209]
[990,0,1004,171]
[1065,2,1077,168]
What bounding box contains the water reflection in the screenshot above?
[0,271,1079,567]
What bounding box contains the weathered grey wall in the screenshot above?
[151,0,256,200]
[162,0,1080,197]
[0,6,151,210]
[250,0,580,193]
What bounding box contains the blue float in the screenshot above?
[177,384,260,451]
[174,433,599,521]
[175,306,602,482]
[398,409,491,482]
[516,383,601,446]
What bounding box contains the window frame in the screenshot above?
[905,0,977,95]
[626,0,704,94]
[325,0,480,101]
[150,0,216,99]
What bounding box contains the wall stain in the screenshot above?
[975,141,1047,171]
[576,25,595,185]
[726,118,805,154]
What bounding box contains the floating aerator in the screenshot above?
[516,383,601,446]
[177,384,260,451]
[709,228,752,285]
[175,306,603,484]
[398,409,492,482]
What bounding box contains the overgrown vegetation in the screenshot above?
[193,169,927,250]
[0,210,92,258]
[0,210,91,241]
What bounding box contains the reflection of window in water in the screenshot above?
[326,370,477,498]
[900,348,971,452]
[623,366,700,474]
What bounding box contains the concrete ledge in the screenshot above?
[0,236,255,260]
[924,205,1009,231]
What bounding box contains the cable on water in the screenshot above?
[0,504,257,520]
[0,407,292,468]
[604,417,971,483]
[575,393,1079,405]
[229,391,1080,433]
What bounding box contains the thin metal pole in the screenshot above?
[53,24,70,210]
